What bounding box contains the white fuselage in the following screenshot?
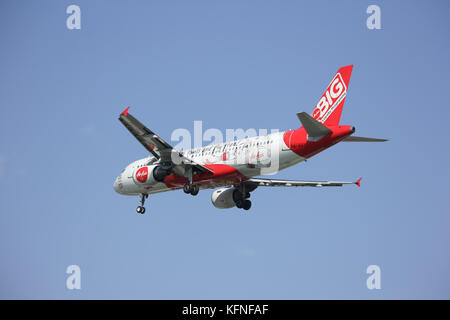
[114,131,304,196]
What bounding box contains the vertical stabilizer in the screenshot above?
[311,65,353,126]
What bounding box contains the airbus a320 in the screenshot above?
[113,65,387,214]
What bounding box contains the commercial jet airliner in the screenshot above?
[113,65,387,213]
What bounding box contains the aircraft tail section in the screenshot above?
[311,65,353,126]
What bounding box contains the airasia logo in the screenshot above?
[312,73,347,123]
[135,167,148,183]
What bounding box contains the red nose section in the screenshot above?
[355,177,362,187]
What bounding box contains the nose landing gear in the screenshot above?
[136,206,145,214]
[136,194,148,214]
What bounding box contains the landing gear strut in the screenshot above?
[136,193,148,214]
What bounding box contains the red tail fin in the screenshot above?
[311,65,353,126]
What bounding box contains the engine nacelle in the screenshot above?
[133,165,171,185]
[211,187,237,209]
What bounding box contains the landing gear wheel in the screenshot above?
[136,194,148,214]
[136,206,146,214]
[242,200,251,210]
[190,184,199,196]
[235,199,243,209]
[183,183,199,195]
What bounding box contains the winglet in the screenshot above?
[122,107,130,116]
[355,177,362,187]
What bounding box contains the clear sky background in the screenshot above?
[1,0,449,299]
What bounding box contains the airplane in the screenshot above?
[113,65,387,214]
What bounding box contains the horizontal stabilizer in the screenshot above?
[297,112,332,141]
[343,136,388,142]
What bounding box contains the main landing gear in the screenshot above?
[136,193,148,214]
[183,183,199,196]
[182,166,199,196]
[233,187,252,211]
[235,197,251,210]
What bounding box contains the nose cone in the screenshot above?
[113,176,121,194]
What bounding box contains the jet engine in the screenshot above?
[212,186,255,210]
[133,165,171,185]
[211,187,237,209]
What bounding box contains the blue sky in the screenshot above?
[1,0,450,299]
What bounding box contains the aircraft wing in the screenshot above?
[118,107,213,174]
[245,177,361,187]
